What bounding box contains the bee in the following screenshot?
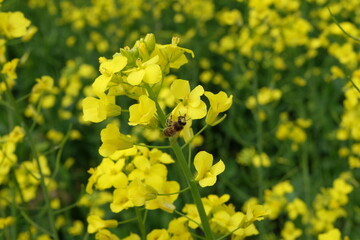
[163,114,187,137]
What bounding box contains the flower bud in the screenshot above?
[138,42,149,60]
[171,36,180,45]
[144,33,156,52]
[120,47,138,66]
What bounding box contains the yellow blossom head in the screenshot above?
[128,95,156,126]
[0,12,31,39]
[170,80,207,119]
[87,215,118,234]
[194,151,225,187]
[99,122,134,157]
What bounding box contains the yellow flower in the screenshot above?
[0,58,19,92]
[232,224,259,239]
[286,198,308,221]
[6,126,25,143]
[1,58,19,81]
[95,229,120,240]
[252,153,271,168]
[145,180,180,213]
[170,80,207,119]
[87,215,118,234]
[91,74,112,97]
[127,179,157,206]
[0,12,31,39]
[110,188,133,213]
[128,155,167,186]
[202,194,230,210]
[212,210,245,233]
[147,229,169,240]
[204,91,233,126]
[128,95,156,126]
[0,216,15,229]
[125,56,162,86]
[245,87,282,109]
[21,25,38,42]
[245,204,269,223]
[122,233,141,240]
[82,95,121,123]
[99,55,127,77]
[96,158,128,190]
[204,91,233,113]
[194,151,225,187]
[154,36,194,73]
[182,203,211,229]
[318,228,341,240]
[168,218,191,239]
[99,122,134,157]
[32,76,57,94]
[281,221,302,240]
[92,55,127,97]
[67,220,84,236]
[0,39,6,63]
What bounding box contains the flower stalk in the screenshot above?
[171,142,214,239]
[146,85,214,239]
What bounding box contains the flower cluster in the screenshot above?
[236,147,271,168]
[244,173,354,240]
[81,34,268,239]
[336,70,360,169]
[2,0,360,239]
[276,113,313,151]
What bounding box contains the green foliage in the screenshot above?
[1,0,360,239]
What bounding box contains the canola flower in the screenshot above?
[81,33,270,240]
[1,0,359,239]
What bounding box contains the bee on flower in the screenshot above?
[163,114,188,137]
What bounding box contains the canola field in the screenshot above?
[0,0,360,239]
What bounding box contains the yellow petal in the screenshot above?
[143,64,162,84]
[127,69,145,85]
[92,74,111,97]
[211,160,225,175]
[194,151,213,179]
[199,176,217,188]
[189,85,204,102]
[99,55,127,76]
[143,55,159,66]
[82,97,106,123]
[187,101,207,119]
[171,79,190,99]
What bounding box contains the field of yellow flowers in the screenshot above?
[1,0,360,239]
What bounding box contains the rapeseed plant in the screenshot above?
[1,0,360,239]
[82,34,268,239]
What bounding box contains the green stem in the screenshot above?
[181,124,209,150]
[171,143,214,239]
[118,217,138,225]
[251,64,264,202]
[251,61,265,236]
[328,7,360,42]
[134,143,171,149]
[3,75,59,240]
[157,187,190,196]
[145,85,214,239]
[12,202,52,236]
[173,210,202,231]
[52,124,72,178]
[135,207,146,240]
[10,170,35,240]
[301,144,312,240]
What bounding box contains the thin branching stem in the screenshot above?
[2,75,59,240]
[145,84,214,240]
